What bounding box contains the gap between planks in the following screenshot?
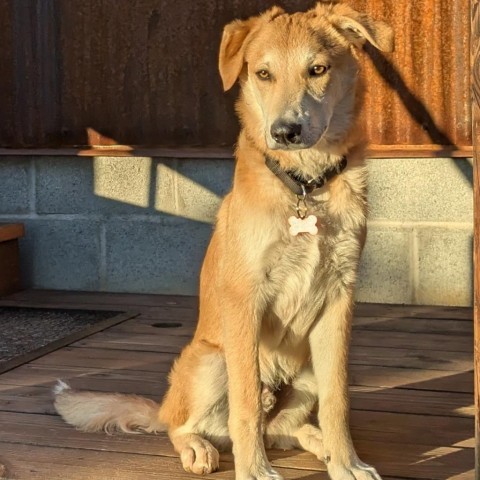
[0,418,473,480]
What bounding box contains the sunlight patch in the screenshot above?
[94,156,151,207]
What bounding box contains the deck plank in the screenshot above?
[350,386,474,418]
[0,289,199,310]
[0,382,473,420]
[0,442,333,480]
[69,328,473,354]
[353,316,473,334]
[0,291,473,480]
[107,314,473,339]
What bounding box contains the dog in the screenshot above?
[54,3,393,479]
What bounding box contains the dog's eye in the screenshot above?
[256,69,271,80]
[309,65,329,76]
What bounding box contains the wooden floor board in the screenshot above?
[69,330,473,356]
[29,343,472,374]
[109,315,474,342]
[353,303,473,321]
[1,289,199,310]
[350,386,474,418]
[0,290,473,480]
[0,357,472,396]
[0,442,331,480]
[349,345,472,372]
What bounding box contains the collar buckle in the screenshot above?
[295,184,308,219]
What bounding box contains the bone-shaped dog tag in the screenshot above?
[288,215,318,236]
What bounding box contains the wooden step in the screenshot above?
[0,223,25,296]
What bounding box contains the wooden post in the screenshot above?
[473,1,480,478]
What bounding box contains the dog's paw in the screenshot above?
[180,437,220,475]
[255,471,284,480]
[236,463,284,480]
[327,460,382,480]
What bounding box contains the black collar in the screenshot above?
[265,155,347,196]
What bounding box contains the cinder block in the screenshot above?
[15,219,101,291]
[0,224,25,295]
[93,156,153,209]
[36,156,174,216]
[36,157,95,214]
[176,159,234,223]
[154,161,178,217]
[416,228,473,306]
[356,226,412,304]
[368,158,473,222]
[105,219,213,294]
[0,157,31,214]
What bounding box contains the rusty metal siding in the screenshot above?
[356,0,471,150]
[0,0,472,153]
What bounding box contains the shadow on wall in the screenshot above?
[365,46,472,187]
[13,155,234,295]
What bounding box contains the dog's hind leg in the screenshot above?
[160,347,229,475]
[265,367,324,459]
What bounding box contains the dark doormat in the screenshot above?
[0,307,137,374]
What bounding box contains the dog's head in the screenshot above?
[219,3,393,151]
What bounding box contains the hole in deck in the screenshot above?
[151,322,183,328]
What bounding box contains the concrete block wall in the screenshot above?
[0,156,473,306]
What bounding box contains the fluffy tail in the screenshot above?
[53,380,166,434]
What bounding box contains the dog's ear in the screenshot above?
[218,7,285,91]
[320,3,394,52]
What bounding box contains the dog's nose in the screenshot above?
[270,121,302,146]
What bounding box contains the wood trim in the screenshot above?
[0,145,474,159]
[0,224,25,243]
[472,0,480,477]
[0,0,473,151]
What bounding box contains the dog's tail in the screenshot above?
[53,380,166,434]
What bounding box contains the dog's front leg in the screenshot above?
[309,296,381,480]
[223,291,283,480]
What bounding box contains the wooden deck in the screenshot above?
[0,290,474,480]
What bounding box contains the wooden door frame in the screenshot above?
[473,1,480,478]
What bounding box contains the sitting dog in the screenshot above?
[54,3,393,479]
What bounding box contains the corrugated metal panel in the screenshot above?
[0,0,471,153]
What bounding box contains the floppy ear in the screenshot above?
[218,6,285,91]
[324,3,394,52]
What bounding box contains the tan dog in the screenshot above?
[54,3,393,480]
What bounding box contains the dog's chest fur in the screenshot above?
[257,170,366,387]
